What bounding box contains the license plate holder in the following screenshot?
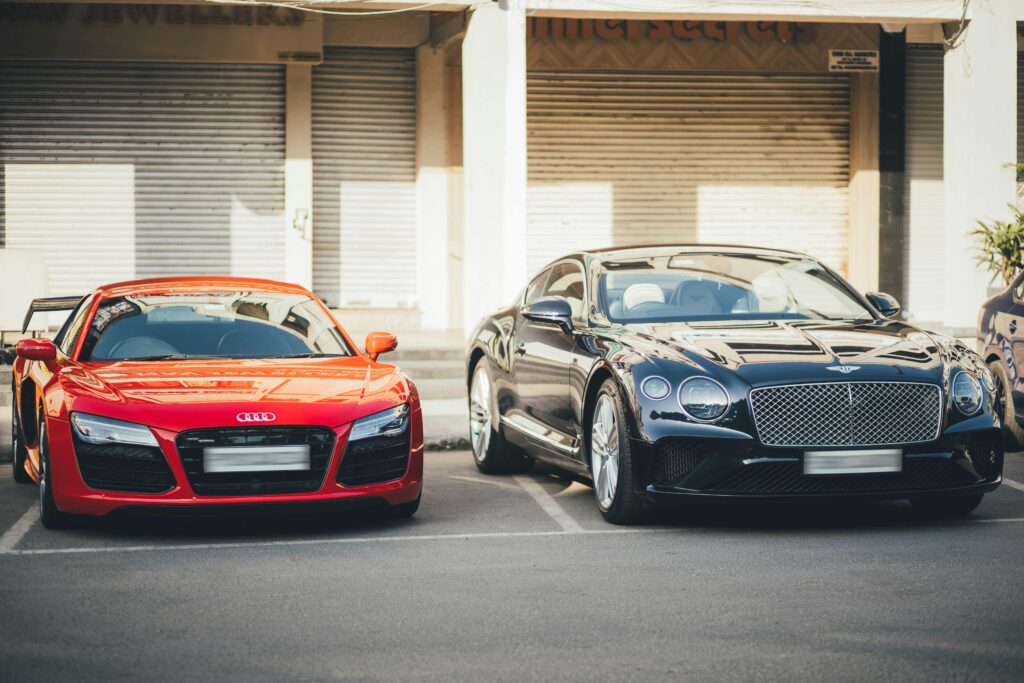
[803,448,902,475]
[203,445,310,473]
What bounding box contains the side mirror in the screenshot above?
[866,292,901,319]
[365,332,398,361]
[16,338,57,361]
[523,297,574,333]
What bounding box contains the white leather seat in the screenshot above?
[622,283,665,311]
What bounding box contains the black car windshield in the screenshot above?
[598,253,875,324]
[78,292,353,361]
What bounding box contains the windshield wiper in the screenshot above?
[119,354,218,361]
[266,352,339,359]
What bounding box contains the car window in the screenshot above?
[54,296,92,357]
[542,262,586,320]
[524,269,552,305]
[599,253,873,323]
[77,291,353,361]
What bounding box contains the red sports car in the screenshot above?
[6,277,423,529]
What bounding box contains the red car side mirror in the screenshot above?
[16,338,57,362]
[365,332,398,361]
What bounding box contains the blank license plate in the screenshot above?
[204,445,310,473]
[803,449,902,475]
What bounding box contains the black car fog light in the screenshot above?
[640,376,672,401]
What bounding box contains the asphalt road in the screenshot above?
[1,451,1023,682]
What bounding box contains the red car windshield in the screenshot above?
[77,292,353,361]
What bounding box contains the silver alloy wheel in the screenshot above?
[591,394,620,510]
[469,366,492,462]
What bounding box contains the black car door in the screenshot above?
[508,261,586,456]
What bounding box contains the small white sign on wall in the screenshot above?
[828,49,880,72]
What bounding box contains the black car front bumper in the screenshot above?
[637,429,1003,504]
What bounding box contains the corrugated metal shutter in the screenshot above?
[0,61,286,296]
[312,47,417,308]
[527,70,851,273]
[902,47,944,324]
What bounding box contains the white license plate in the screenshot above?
[203,445,310,473]
[803,449,902,475]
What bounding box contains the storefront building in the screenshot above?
[0,0,1020,336]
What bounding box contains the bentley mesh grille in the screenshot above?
[749,382,942,448]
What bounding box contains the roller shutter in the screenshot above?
[0,61,286,296]
[527,70,851,273]
[312,47,417,308]
[902,47,944,324]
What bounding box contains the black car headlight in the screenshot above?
[349,404,410,442]
[951,372,982,416]
[677,377,730,422]
[640,375,672,401]
[70,412,158,447]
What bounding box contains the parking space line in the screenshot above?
[513,476,585,533]
[0,505,39,554]
[1,527,650,557]
[1001,478,1024,493]
[447,475,525,493]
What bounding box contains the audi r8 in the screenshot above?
[7,277,422,529]
[466,245,1002,524]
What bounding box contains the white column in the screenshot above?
[416,43,450,331]
[284,63,313,289]
[461,0,528,335]
[942,1,1017,329]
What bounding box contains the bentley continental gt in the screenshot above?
[466,245,1002,524]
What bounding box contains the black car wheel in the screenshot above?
[910,493,984,516]
[468,363,533,474]
[589,379,646,525]
[37,416,74,530]
[988,360,1024,450]
[10,391,31,484]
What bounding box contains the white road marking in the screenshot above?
[513,476,585,533]
[448,475,524,492]
[1001,477,1024,493]
[977,517,1024,523]
[0,504,39,554]
[2,527,651,557]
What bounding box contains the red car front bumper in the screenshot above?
[46,413,424,517]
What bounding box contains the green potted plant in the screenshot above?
[972,203,1024,289]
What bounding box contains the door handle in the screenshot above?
[515,343,527,356]
[1011,320,1018,334]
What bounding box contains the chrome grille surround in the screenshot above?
[749,382,943,448]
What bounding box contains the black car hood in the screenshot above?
[612,319,947,386]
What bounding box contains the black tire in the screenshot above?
[10,390,31,484]
[468,362,533,475]
[589,379,647,525]
[988,360,1024,451]
[38,417,76,530]
[911,493,984,517]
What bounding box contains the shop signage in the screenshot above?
[528,18,816,44]
[0,3,305,27]
[828,49,880,72]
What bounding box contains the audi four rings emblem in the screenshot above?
[236,412,276,423]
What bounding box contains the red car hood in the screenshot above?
[57,357,413,432]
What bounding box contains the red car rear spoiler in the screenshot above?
[22,295,83,333]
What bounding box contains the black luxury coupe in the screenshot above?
[465,245,1003,524]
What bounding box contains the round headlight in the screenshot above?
[951,372,982,416]
[980,368,996,393]
[640,376,672,401]
[677,377,730,422]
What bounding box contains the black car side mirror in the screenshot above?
[523,297,574,333]
[866,292,901,319]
